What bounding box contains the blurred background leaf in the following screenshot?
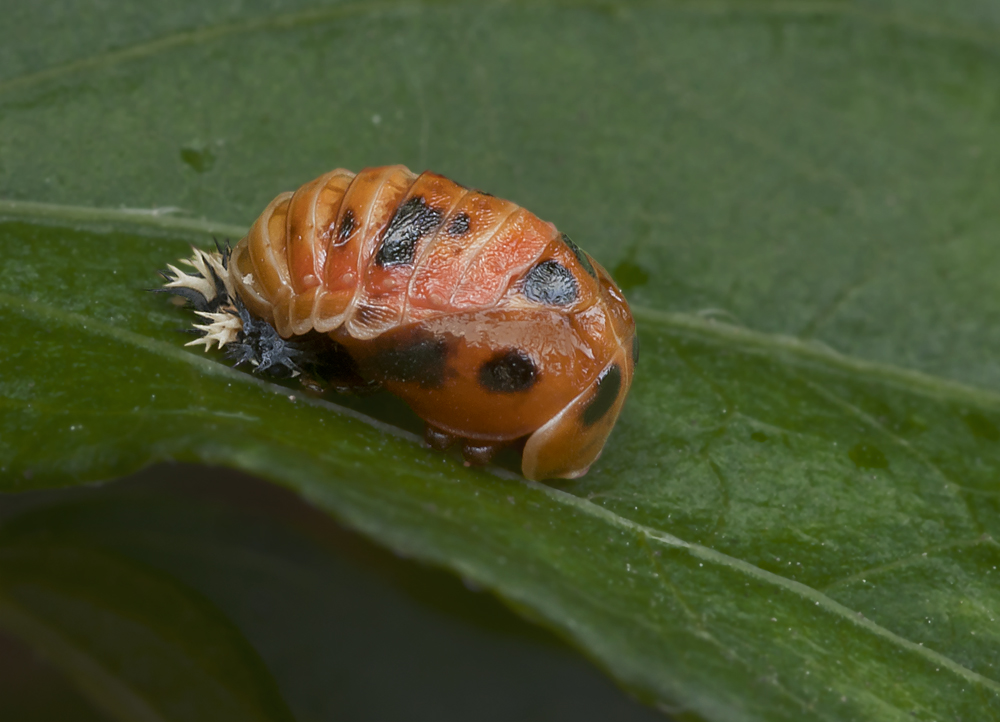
[0,467,665,721]
[2,1,1000,720]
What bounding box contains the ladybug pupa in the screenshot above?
[161,166,637,480]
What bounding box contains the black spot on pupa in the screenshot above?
[362,331,450,388]
[631,335,639,368]
[336,208,356,245]
[523,260,578,306]
[478,349,537,393]
[582,364,622,427]
[560,233,596,278]
[375,196,443,267]
[448,212,471,236]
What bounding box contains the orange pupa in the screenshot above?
[162,166,636,480]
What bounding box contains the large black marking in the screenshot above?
[478,349,537,393]
[523,260,578,306]
[582,364,622,427]
[448,212,471,236]
[375,195,443,267]
[336,208,356,245]
[560,233,596,278]
[631,335,639,368]
[363,331,450,388]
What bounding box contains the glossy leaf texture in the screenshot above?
[3,1,1000,720]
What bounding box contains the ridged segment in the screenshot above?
[351,171,468,338]
[452,210,554,308]
[405,191,519,320]
[285,169,355,335]
[231,192,293,325]
[237,168,582,338]
[338,166,417,339]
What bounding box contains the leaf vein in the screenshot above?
[524,479,1000,692]
[800,376,986,537]
[822,535,997,593]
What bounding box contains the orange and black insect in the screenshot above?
[161,166,637,480]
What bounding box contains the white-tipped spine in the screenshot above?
[186,310,242,351]
[163,246,244,351]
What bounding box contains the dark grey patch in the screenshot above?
[478,349,537,393]
[631,334,639,368]
[363,331,449,388]
[375,195,443,267]
[523,260,578,306]
[448,212,471,236]
[337,208,355,245]
[560,233,596,278]
[225,295,313,377]
[582,364,622,427]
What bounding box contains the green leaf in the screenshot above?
[3,2,1000,720]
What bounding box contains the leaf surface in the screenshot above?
[2,2,1000,720]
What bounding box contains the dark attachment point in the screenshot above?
[225,296,314,377]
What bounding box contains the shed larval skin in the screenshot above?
[227,165,636,480]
